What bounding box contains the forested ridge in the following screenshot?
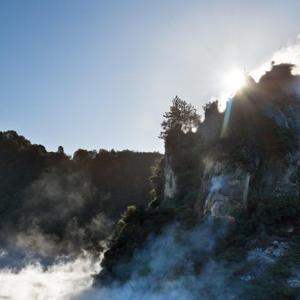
[0,130,161,254]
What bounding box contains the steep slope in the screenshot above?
[96,63,300,299]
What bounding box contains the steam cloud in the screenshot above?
[250,36,300,80]
[78,219,241,300]
[0,251,101,300]
[0,167,113,256]
[0,167,112,299]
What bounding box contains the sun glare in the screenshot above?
[224,69,246,95]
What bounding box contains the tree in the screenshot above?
[57,146,65,154]
[203,101,219,118]
[160,96,200,139]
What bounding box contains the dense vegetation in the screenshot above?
[97,64,300,299]
[0,130,161,254]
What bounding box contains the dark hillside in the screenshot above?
[0,130,161,254]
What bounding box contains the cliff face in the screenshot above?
[162,64,300,219]
[163,154,177,200]
[97,64,300,299]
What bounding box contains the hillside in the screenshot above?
[95,63,300,299]
[0,131,161,255]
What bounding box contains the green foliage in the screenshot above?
[234,197,300,240]
[253,197,300,227]
[160,96,200,140]
[98,206,175,282]
[175,204,199,227]
[167,130,203,206]
[149,158,165,208]
[113,205,138,243]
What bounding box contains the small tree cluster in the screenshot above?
[160,96,200,139]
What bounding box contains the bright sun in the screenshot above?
[224,69,246,94]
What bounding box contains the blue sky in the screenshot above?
[1,0,300,154]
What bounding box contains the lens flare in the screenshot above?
[224,69,246,94]
[218,69,246,112]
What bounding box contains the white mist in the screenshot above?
[0,251,101,300]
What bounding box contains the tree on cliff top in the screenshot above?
[160,96,200,140]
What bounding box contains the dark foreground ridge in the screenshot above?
[96,64,300,299]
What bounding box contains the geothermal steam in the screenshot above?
[0,250,101,300]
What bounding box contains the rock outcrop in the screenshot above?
[163,63,300,219]
[96,64,300,299]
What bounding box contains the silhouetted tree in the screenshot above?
[160,96,200,139]
[57,146,64,154]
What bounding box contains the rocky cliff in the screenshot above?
[95,63,300,299]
